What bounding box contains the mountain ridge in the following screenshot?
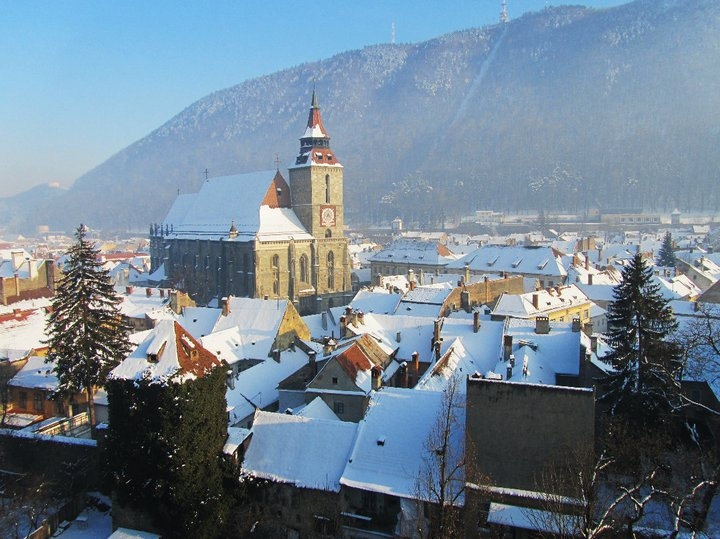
[11,0,720,233]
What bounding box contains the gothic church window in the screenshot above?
[300,254,309,283]
[327,251,335,289]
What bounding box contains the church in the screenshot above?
[149,90,352,314]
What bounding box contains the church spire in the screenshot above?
[295,87,339,166]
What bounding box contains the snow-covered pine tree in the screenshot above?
[657,230,676,268]
[602,252,681,419]
[45,224,131,427]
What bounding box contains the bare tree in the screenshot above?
[414,375,467,538]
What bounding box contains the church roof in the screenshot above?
[161,170,312,242]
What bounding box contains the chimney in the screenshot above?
[125,286,134,295]
[159,288,165,298]
[221,297,231,317]
[321,311,328,330]
[226,369,235,390]
[309,350,318,377]
[461,290,470,313]
[573,254,580,267]
[409,280,416,291]
[532,293,539,310]
[588,273,593,285]
[371,366,382,391]
[412,351,420,372]
[434,340,441,362]
[272,348,281,362]
[408,268,415,287]
[396,331,402,343]
[339,315,347,338]
[358,311,365,324]
[418,269,424,286]
[464,263,470,285]
[506,362,513,381]
[572,317,581,332]
[399,362,408,388]
[535,315,550,334]
[590,335,598,353]
[473,310,480,333]
[145,288,152,297]
[503,335,513,361]
[584,252,590,271]
[433,318,442,345]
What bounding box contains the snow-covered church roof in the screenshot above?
[161,170,313,242]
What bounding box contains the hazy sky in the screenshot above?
[0,0,628,198]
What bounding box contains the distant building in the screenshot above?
[150,90,352,313]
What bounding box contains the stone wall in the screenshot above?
[466,377,595,495]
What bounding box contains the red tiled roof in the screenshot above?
[172,321,223,378]
[261,171,292,208]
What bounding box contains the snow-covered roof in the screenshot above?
[448,245,566,277]
[161,171,313,241]
[109,319,221,384]
[349,289,402,315]
[340,387,464,502]
[241,410,357,491]
[369,239,458,266]
[226,346,311,425]
[0,307,49,359]
[212,297,293,356]
[8,356,58,391]
[492,285,591,319]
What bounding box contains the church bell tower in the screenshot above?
[289,88,350,302]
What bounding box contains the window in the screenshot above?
[332,377,338,385]
[327,251,335,289]
[34,393,43,412]
[300,254,309,283]
[325,174,331,204]
[333,401,344,415]
[325,229,332,238]
[272,254,280,295]
[19,391,27,409]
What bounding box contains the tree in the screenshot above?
[107,363,230,538]
[657,231,676,268]
[414,375,468,538]
[602,252,681,419]
[45,224,131,427]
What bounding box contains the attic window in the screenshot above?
[487,255,499,267]
[327,154,333,161]
[377,436,386,446]
[512,257,523,268]
[537,259,549,270]
[315,152,323,160]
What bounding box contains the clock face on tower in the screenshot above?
[320,205,336,227]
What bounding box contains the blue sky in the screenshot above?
[0,1,628,198]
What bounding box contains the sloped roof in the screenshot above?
[8,356,57,391]
[492,285,591,319]
[109,319,221,384]
[449,245,566,277]
[161,170,313,241]
[369,239,458,266]
[340,387,464,502]
[242,410,357,492]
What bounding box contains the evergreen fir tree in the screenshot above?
[45,224,131,427]
[602,252,681,419]
[656,230,676,268]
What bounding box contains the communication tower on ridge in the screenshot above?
[500,0,509,23]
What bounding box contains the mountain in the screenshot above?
[12,0,720,234]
